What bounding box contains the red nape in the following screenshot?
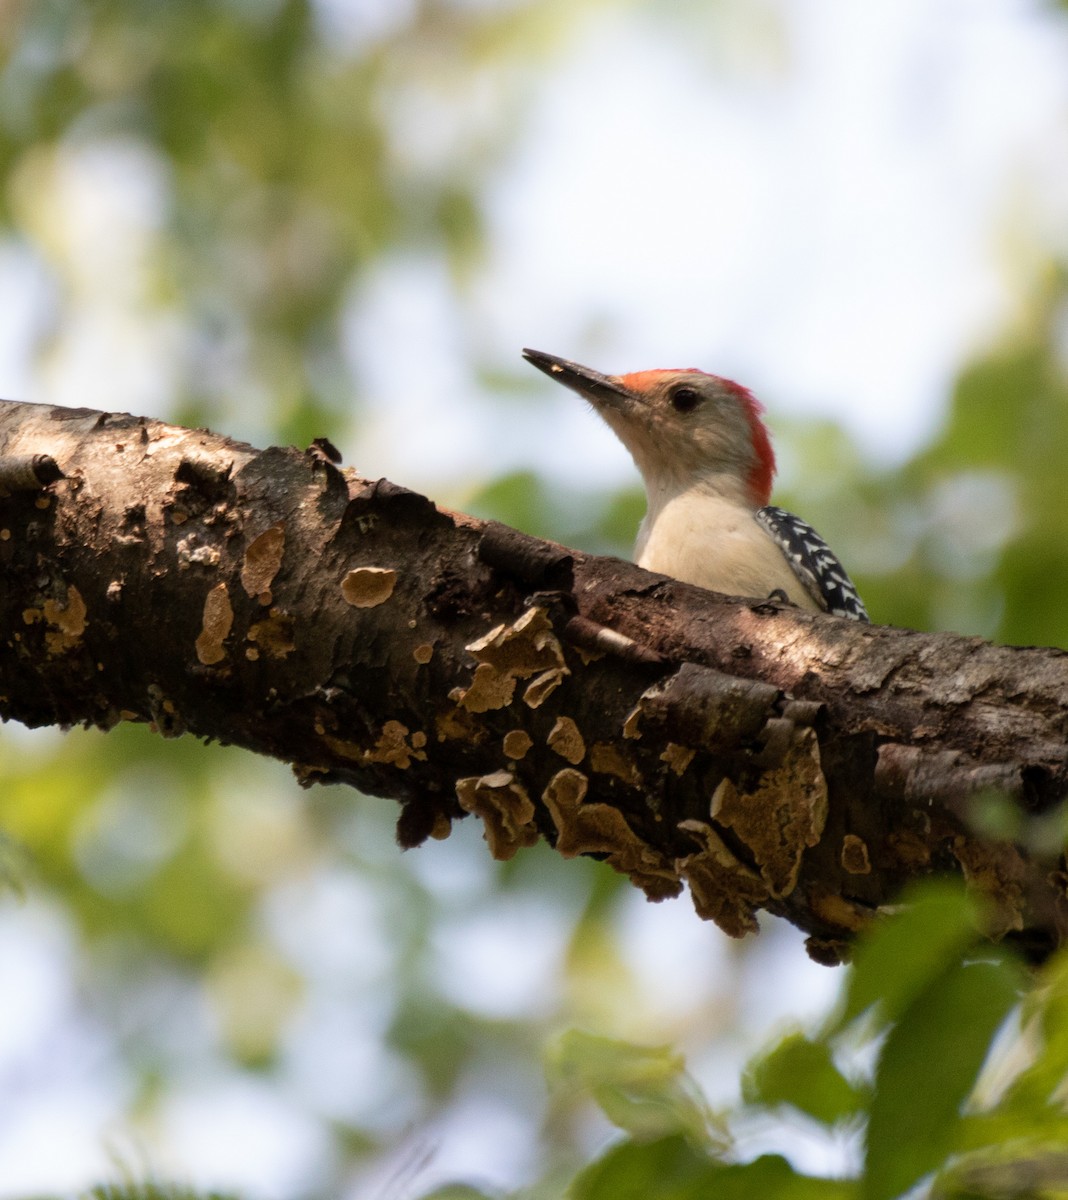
[722,378,776,505]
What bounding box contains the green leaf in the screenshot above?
[546,1030,722,1147]
[931,1141,1068,1200]
[955,1111,1068,1155]
[572,1141,856,1200]
[837,882,980,1032]
[0,830,29,898]
[570,1135,713,1200]
[87,1184,240,1200]
[996,951,1068,1114]
[743,1031,867,1126]
[466,469,555,535]
[416,1186,496,1200]
[863,955,1023,1200]
[705,1156,858,1200]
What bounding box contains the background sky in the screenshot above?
[309,0,1068,492]
[5,1,1067,490]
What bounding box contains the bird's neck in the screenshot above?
[635,471,760,566]
[641,469,758,526]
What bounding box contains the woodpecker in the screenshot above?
[522,348,869,621]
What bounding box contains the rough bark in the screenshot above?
[2,398,1066,963]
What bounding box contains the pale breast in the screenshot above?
[634,493,820,611]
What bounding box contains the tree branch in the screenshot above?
[2,398,1065,962]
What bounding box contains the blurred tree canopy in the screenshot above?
[3,1,1068,1198]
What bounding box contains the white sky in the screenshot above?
[350,0,1068,499]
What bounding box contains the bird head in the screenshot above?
[522,348,775,506]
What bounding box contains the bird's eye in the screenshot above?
[670,385,700,412]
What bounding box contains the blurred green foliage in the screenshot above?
[777,276,1068,646]
[87,1184,238,1200]
[546,1029,728,1150]
[0,0,560,441]
[467,468,646,558]
[558,887,1066,1200]
[70,888,1068,1199]
[3,2,1068,1199]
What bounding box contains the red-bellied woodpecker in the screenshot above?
[523,348,869,622]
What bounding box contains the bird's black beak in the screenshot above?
[522,348,633,407]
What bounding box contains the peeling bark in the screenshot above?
[2,399,1067,963]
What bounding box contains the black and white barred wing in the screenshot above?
[756,504,869,622]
